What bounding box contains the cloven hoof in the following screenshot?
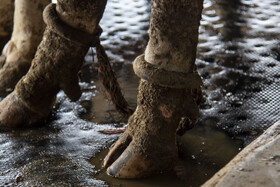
[0,41,31,97]
[103,80,200,178]
[103,118,178,178]
[0,92,45,128]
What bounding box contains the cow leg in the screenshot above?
[0,0,50,96]
[0,0,14,37]
[104,0,204,178]
[0,0,107,127]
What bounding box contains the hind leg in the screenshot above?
[0,0,50,96]
[0,0,107,127]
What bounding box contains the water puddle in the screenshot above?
[90,121,242,187]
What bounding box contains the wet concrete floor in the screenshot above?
[0,0,280,186]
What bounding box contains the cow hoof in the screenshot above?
[0,92,45,128]
[103,78,200,178]
[103,80,193,178]
[103,129,177,179]
[0,41,31,97]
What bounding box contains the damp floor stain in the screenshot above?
[1,0,280,186]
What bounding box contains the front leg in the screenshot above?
[104,0,204,178]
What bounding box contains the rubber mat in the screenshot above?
[197,0,280,145]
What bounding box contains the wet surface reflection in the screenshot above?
[198,0,280,145]
[90,120,242,187]
[1,0,280,186]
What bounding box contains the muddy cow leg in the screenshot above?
[0,0,50,96]
[104,0,204,178]
[0,0,14,37]
[0,0,107,127]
